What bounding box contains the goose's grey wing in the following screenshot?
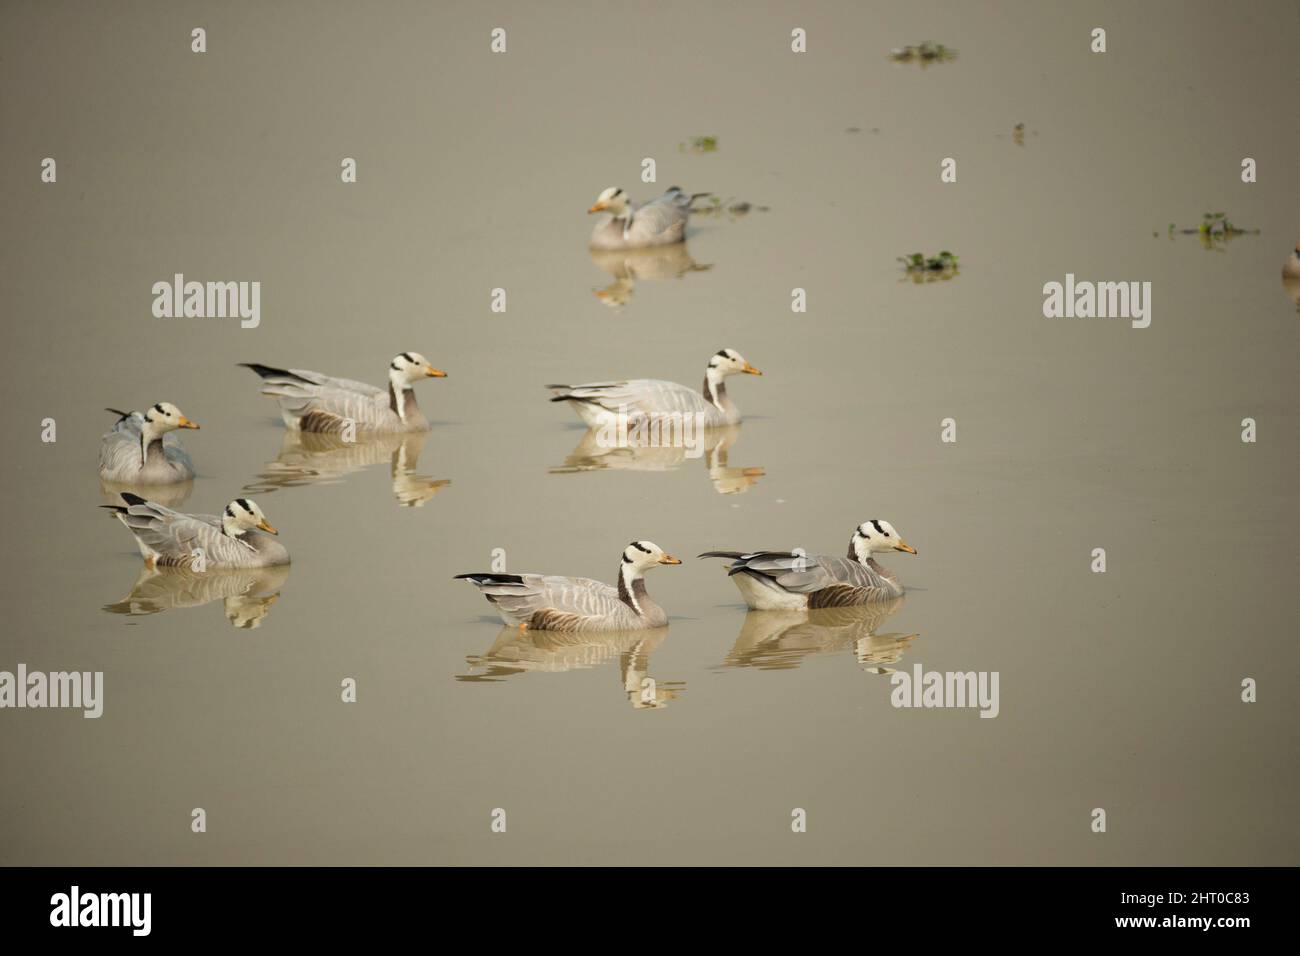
[625,192,689,244]
[99,415,145,475]
[241,363,389,430]
[107,498,222,562]
[456,573,631,629]
[549,378,710,418]
[699,551,883,596]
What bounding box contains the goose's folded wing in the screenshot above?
[550,379,705,417]
[627,198,688,242]
[700,550,844,592]
[457,573,626,624]
[111,500,219,554]
[99,425,142,473]
[244,364,389,428]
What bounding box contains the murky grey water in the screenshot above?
[2,1,1297,865]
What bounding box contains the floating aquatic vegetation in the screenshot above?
[1162,212,1260,249]
[898,251,959,283]
[692,195,769,218]
[679,135,718,153]
[889,41,957,65]
[1013,122,1025,146]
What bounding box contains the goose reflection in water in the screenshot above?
[457,626,684,710]
[721,598,917,673]
[551,423,764,495]
[1283,278,1300,314]
[242,429,450,507]
[103,564,291,629]
[589,242,712,308]
[100,479,194,510]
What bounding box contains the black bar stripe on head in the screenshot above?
[401,352,414,363]
[622,554,632,563]
[236,498,252,513]
[630,542,652,553]
[225,506,235,518]
[715,350,729,358]
[871,519,887,536]
[390,362,400,370]
[153,403,165,413]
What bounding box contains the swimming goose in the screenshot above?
[98,404,200,484]
[103,493,289,569]
[241,352,447,434]
[548,348,762,429]
[588,186,705,250]
[700,520,917,609]
[456,541,681,632]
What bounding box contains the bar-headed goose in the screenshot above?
[588,186,705,250]
[241,352,447,434]
[99,404,200,484]
[456,541,681,632]
[103,493,289,569]
[700,520,917,609]
[548,348,761,429]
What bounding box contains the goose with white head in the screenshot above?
[456,541,681,632]
[549,348,762,429]
[99,403,201,484]
[241,352,447,434]
[700,519,918,610]
[588,185,704,250]
[103,493,289,570]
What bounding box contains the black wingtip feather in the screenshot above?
[240,362,313,384]
[119,492,148,507]
[454,572,525,585]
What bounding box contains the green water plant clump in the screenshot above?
[693,195,770,218]
[898,251,959,282]
[679,135,718,153]
[889,41,957,65]
[899,251,958,272]
[1162,212,1260,246]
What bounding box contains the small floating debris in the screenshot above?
[889,41,957,66]
[898,251,959,282]
[1162,212,1260,248]
[692,195,769,218]
[679,135,718,154]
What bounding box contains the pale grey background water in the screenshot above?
[1,0,1297,865]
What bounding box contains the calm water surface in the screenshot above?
[2,1,1297,864]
